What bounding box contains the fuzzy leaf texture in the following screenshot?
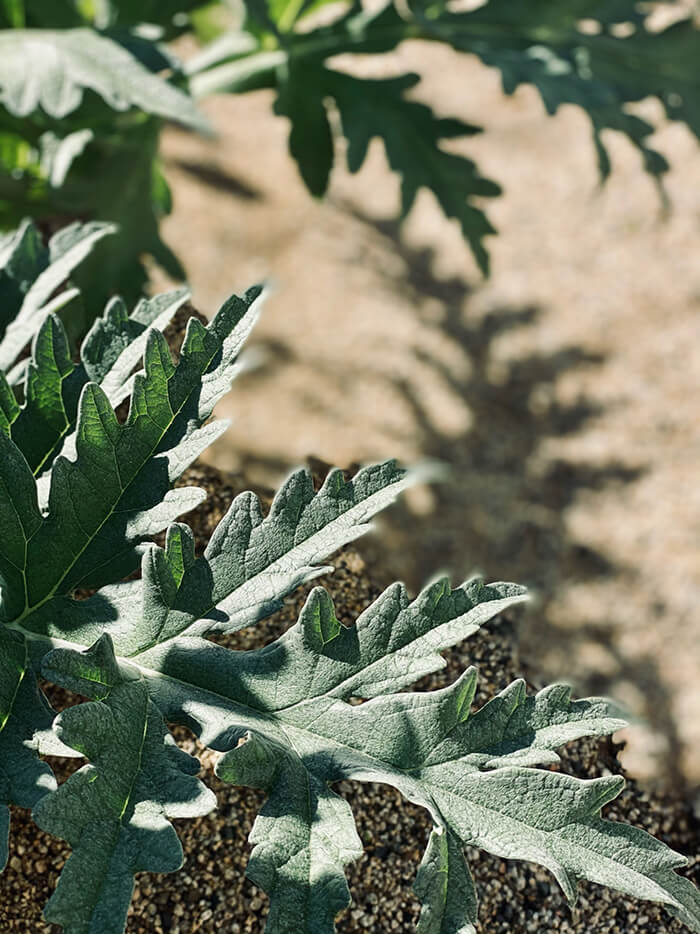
[0,17,206,308]
[0,225,699,932]
[33,638,216,934]
[0,28,206,129]
[0,217,115,377]
[0,288,266,610]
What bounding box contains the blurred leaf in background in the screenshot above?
[0,0,699,318]
[0,0,211,317]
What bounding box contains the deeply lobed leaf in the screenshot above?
[34,637,215,934]
[205,584,699,933]
[190,0,700,274]
[0,217,114,376]
[22,460,418,653]
[0,283,263,621]
[219,730,363,934]
[0,256,697,933]
[277,65,499,274]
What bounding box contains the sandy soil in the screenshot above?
[154,42,700,792]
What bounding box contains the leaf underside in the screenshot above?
[0,228,698,933]
[0,28,206,129]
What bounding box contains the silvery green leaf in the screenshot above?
[218,732,363,934]
[0,220,115,372]
[23,460,418,653]
[28,287,191,502]
[34,636,215,934]
[0,218,111,359]
[9,314,80,475]
[1,265,697,932]
[81,287,191,391]
[0,285,263,614]
[132,581,697,934]
[414,827,477,934]
[0,29,207,129]
[32,286,193,496]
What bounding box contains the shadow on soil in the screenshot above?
[170,157,263,201]
[230,208,686,791]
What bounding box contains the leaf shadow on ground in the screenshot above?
[231,208,686,791]
[170,158,263,202]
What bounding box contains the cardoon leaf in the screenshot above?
[10,314,79,474]
[192,0,700,274]
[200,584,695,934]
[0,629,56,871]
[326,70,498,276]
[414,827,477,934]
[0,29,207,129]
[218,732,363,934]
[1,259,697,933]
[34,636,216,934]
[272,61,498,275]
[105,576,692,934]
[28,287,192,493]
[23,461,418,653]
[424,768,700,931]
[80,287,191,393]
[0,284,263,616]
[0,218,114,372]
[0,283,191,484]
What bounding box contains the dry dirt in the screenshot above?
[153,42,700,793]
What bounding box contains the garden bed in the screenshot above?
[2,461,698,934]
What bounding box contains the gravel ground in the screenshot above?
[2,463,699,933]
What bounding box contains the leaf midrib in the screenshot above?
[119,471,411,658]
[18,625,425,782]
[15,337,222,625]
[117,686,150,821]
[422,779,685,909]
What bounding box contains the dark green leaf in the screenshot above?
[275,62,334,198]
[0,286,262,618]
[0,628,56,871]
[34,636,215,934]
